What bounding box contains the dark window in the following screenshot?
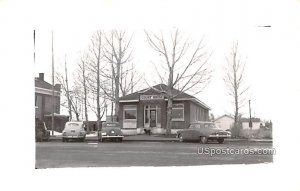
[145,109,149,123]
[172,104,184,121]
[124,110,137,119]
[124,105,137,120]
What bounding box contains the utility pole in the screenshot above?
[51,31,55,136]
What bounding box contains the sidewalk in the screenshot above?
[49,134,272,143]
[123,135,272,143]
[124,135,178,142]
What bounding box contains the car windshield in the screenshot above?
[65,123,83,130]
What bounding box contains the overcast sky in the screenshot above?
[29,0,277,121]
[1,0,299,122]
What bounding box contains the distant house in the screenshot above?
[118,84,210,135]
[214,114,234,131]
[240,117,264,130]
[35,73,68,132]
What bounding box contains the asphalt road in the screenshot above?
[35,141,273,168]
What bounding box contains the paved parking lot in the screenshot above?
[35,140,273,168]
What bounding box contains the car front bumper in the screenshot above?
[63,135,86,138]
[101,135,124,139]
[208,134,231,138]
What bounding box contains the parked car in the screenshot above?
[35,118,50,142]
[225,129,232,136]
[98,122,123,142]
[176,122,231,144]
[62,121,87,142]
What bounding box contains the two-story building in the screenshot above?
[35,73,68,132]
[118,84,210,135]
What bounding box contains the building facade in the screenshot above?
[240,118,263,130]
[35,73,61,120]
[35,73,68,132]
[214,114,234,131]
[118,84,210,135]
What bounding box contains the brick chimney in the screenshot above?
[39,73,44,81]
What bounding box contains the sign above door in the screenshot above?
[140,95,164,101]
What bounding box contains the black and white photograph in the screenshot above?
[1,0,300,191]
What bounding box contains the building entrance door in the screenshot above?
[150,110,156,127]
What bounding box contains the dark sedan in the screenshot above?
[177,122,231,144]
[98,122,124,142]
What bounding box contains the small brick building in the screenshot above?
[118,84,210,135]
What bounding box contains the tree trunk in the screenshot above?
[96,38,101,131]
[65,57,72,121]
[114,37,121,120]
[166,70,174,136]
[233,56,239,137]
[75,112,80,121]
[83,60,89,132]
[166,97,173,135]
[111,101,114,121]
[114,63,120,121]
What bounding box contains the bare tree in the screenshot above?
[101,30,135,119]
[85,31,107,129]
[69,86,82,121]
[55,56,81,121]
[145,29,211,135]
[56,70,81,121]
[224,42,249,136]
[81,57,89,130]
[64,55,72,120]
[73,54,90,131]
[119,62,142,96]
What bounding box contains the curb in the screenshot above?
[123,139,178,142]
[226,139,273,143]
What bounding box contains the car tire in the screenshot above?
[178,134,184,142]
[62,138,65,142]
[119,138,123,143]
[200,136,208,144]
[217,138,224,144]
[65,138,69,142]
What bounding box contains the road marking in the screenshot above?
[88,143,98,145]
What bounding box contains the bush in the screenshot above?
[238,129,272,139]
[230,123,242,138]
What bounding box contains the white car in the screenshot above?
[62,121,87,142]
